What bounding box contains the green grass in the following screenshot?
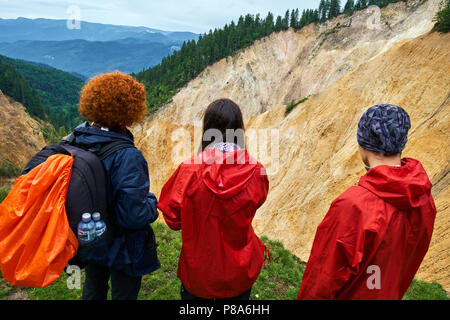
[138,222,183,300]
[28,271,85,300]
[285,96,310,116]
[252,235,306,299]
[0,222,448,300]
[0,271,15,299]
[0,187,10,203]
[322,20,352,37]
[403,279,449,300]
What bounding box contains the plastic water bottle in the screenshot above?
[92,212,106,238]
[77,213,96,244]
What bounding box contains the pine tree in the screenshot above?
[265,12,275,34]
[323,0,331,20]
[356,0,368,9]
[329,0,342,18]
[313,9,320,22]
[275,15,283,31]
[290,9,299,28]
[283,10,290,30]
[344,0,355,15]
[319,0,326,21]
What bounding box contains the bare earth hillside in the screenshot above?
[133,0,449,289]
[0,90,45,179]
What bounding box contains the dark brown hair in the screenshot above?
[201,99,245,152]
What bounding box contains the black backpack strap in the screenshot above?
[60,134,134,161]
[48,144,72,156]
[93,141,135,161]
[21,143,72,175]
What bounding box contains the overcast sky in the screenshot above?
[0,0,322,33]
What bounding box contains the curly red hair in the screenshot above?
[79,72,147,129]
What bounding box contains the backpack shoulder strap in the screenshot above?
[48,144,72,156]
[94,140,135,161]
[21,143,72,175]
[60,134,135,161]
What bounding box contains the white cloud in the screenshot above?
[0,0,322,33]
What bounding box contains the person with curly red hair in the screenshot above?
[64,72,160,300]
[78,72,147,130]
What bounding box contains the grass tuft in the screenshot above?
[285,96,310,116]
[0,187,11,203]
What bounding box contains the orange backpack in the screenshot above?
[0,154,78,288]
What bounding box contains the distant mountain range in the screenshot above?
[0,39,182,78]
[0,18,198,78]
[0,17,197,43]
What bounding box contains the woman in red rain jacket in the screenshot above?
[298,104,436,300]
[158,99,270,300]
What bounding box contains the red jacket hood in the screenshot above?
[158,147,269,298]
[196,148,263,199]
[358,158,433,211]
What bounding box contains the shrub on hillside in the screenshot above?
[0,187,10,203]
[0,161,21,178]
[434,0,450,32]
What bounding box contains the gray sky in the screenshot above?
[0,0,322,33]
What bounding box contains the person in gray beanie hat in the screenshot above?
[298,104,436,300]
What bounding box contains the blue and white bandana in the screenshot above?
[210,142,241,153]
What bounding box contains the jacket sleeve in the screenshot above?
[297,195,365,300]
[256,165,269,209]
[157,165,187,231]
[243,164,269,220]
[109,147,158,230]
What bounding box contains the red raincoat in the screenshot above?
[298,158,436,300]
[157,148,269,299]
